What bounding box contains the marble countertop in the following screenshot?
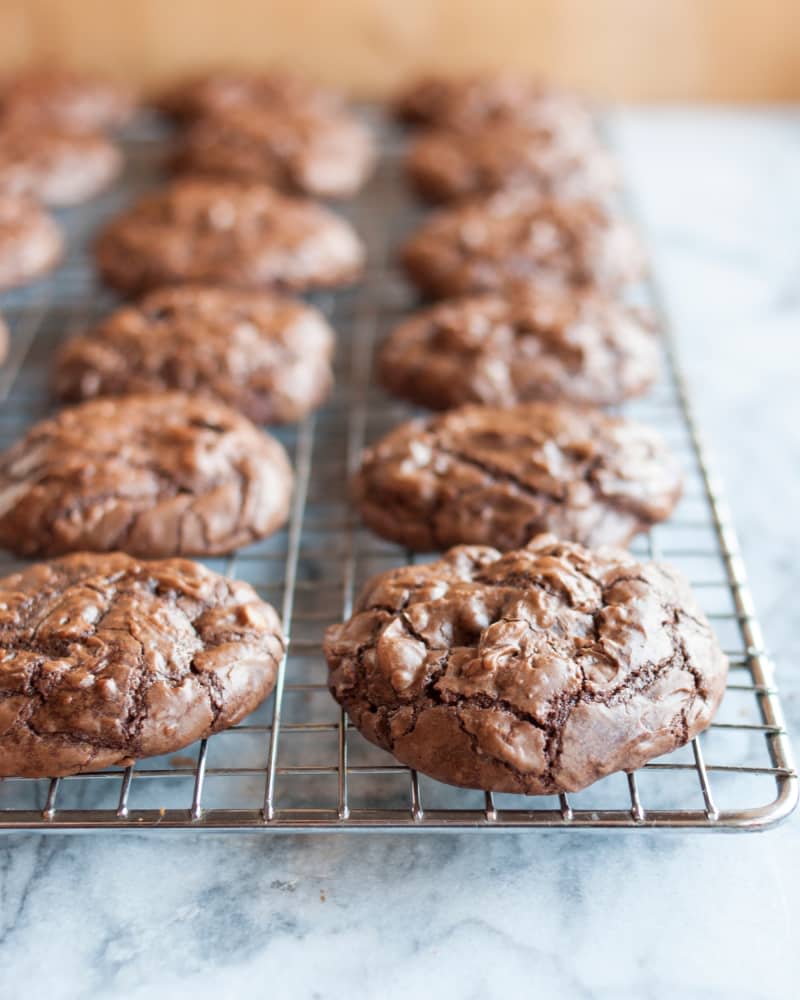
[1,109,799,1000]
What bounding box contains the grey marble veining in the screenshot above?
[1,109,799,1000]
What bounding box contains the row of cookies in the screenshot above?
[0,68,375,557]
[0,70,375,778]
[0,68,137,294]
[92,68,373,292]
[323,74,729,797]
[0,73,245,778]
[354,76,671,554]
[0,65,377,293]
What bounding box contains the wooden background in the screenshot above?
[1,0,798,101]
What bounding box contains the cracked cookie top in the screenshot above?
[174,103,375,199]
[95,177,365,295]
[324,535,728,795]
[406,121,617,203]
[379,288,658,409]
[401,190,645,297]
[0,392,293,558]
[53,284,335,424]
[355,402,682,552]
[0,551,284,777]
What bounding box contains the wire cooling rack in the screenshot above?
[0,113,795,832]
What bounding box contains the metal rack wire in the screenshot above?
[0,113,795,831]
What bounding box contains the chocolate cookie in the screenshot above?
[0,193,62,290]
[402,191,645,297]
[0,67,133,133]
[174,104,374,199]
[157,69,342,121]
[325,535,728,794]
[406,122,617,203]
[394,74,594,137]
[95,178,364,295]
[0,551,285,778]
[379,289,658,409]
[355,402,682,551]
[53,284,335,424]
[0,392,293,558]
[0,124,122,205]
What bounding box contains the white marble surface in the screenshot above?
[1,109,800,1000]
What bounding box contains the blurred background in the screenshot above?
[2,0,798,101]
